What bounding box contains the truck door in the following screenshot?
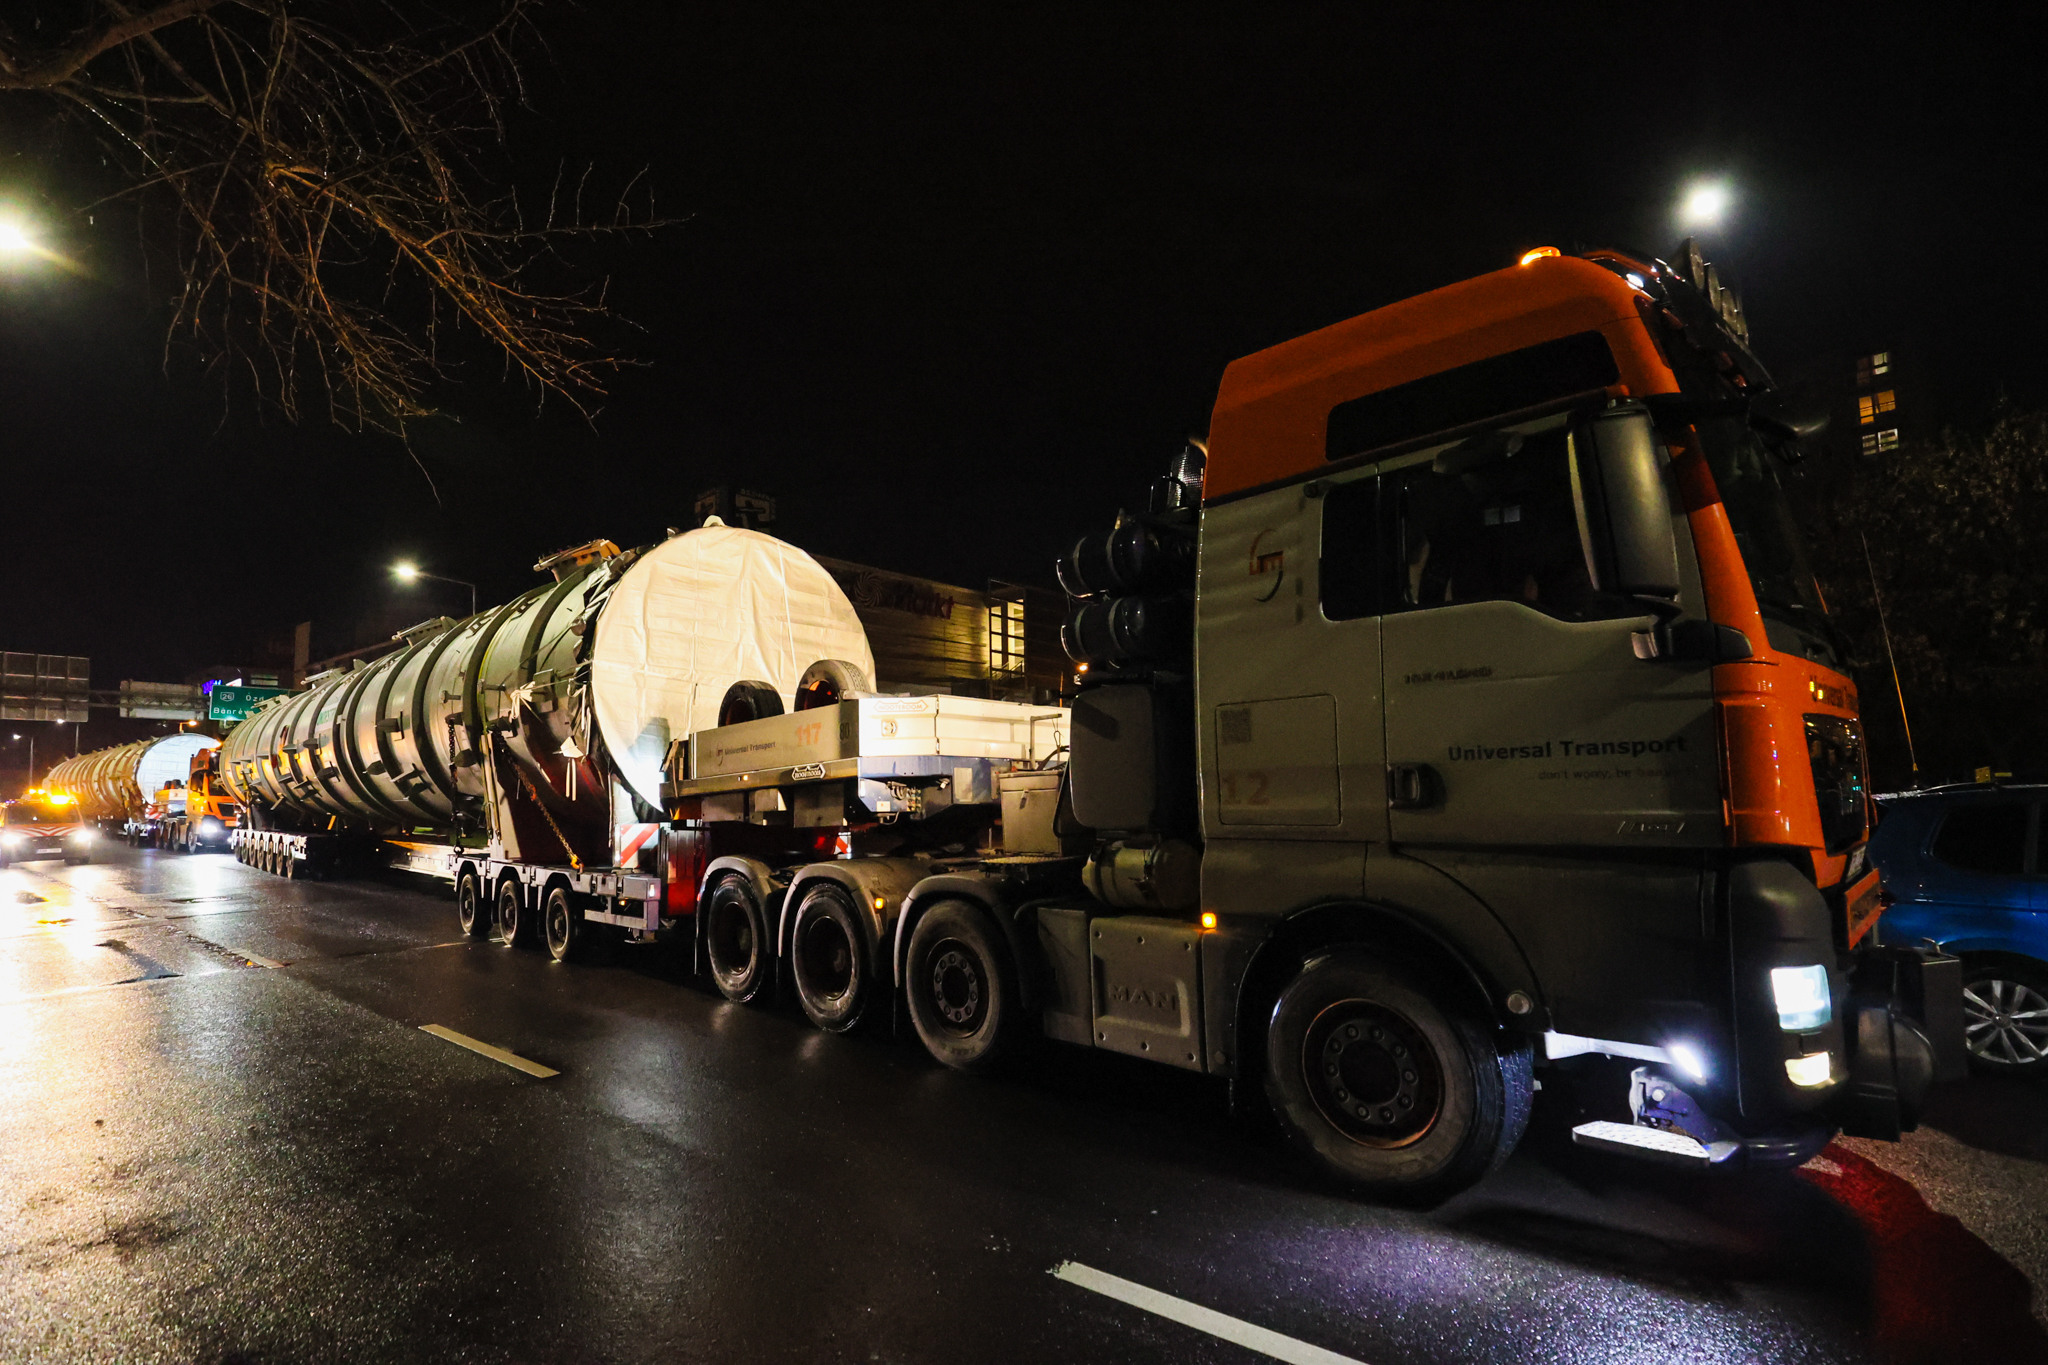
[1378,413,1721,851]
[1196,470,1386,908]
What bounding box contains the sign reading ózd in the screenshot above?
[208,684,287,723]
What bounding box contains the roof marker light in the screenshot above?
[1518,246,1561,266]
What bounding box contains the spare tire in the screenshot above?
[794,659,872,711]
[717,680,785,727]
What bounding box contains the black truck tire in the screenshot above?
[496,879,534,948]
[544,885,587,964]
[789,882,873,1033]
[905,899,1020,1073]
[456,872,490,939]
[703,873,772,1004]
[1264,952,1531,1204]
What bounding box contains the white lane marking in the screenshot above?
[1051,1261,1366,1365]
[419,1024,560,1078]
[237,951,287,969]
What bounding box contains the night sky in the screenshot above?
[4,5,2046,731]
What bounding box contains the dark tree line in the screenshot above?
[1792,407,2048,787]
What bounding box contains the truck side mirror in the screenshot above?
[1585,404,1682,603]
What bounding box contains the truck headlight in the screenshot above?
[1785,1052,1833,1087]
[1770,964,1832,1032]
[70,828,93,842]
[200,817,223,834]
[1,831,22,846]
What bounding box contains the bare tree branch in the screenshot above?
[0,0,665,437]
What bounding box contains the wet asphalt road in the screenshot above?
[2,846,2045,1365]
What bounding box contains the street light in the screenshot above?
[1679,180,1731,230]
[392,560,477,617]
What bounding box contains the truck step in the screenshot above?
[1570,1120,1740,1167]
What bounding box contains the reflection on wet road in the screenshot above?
[2,847,2044,1364]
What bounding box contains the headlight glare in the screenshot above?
[1785,1051,1833,1088]
[1770,964,1832,1032]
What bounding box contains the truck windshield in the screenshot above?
[1695,413,1842,671]
[8,802,76,824]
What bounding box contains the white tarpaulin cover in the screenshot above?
[591,525,875,807]
[135,733,217,800]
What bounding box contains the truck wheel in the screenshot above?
[790,882,873,1033]
[703,874,772,1003]
[544,885,587,963]
[1962,957,2048,1074]
[496,880,534,948]
[456,872,490,939]
[906,899,1019,1072]
[1264,953,1531,1204]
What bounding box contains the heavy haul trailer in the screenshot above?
[662,693,1072,1033]
[44,733,222,847]
[213,525,961,957]
[682,242,1967,1202]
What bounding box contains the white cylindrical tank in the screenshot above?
[217,527,873,839]
[44,733,219,821]
[590,524,874,808]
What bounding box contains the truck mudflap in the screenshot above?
[1836,945,1966,1141]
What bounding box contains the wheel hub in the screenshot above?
[1964,978,2048,1065]
[800,919,854,1002]
[1304,1000,1443,1148]
[931,946,982,1027]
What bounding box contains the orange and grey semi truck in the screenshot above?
[654,241,1963,1201]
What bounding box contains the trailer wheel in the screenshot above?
[456,872,490,939]
[544,885,588,964]
[702,874,770,1002]
[496,879,535,948]
[790,882,874,1033]
[1264,952,1531,1204]
[906,899,1019,1072]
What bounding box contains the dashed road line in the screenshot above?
[1051,1261,1366,1365]
[419,1024,559,1078]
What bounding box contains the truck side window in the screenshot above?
[1387,426,1625,622]
[1931,803,2030,876]
[1319,477,1378,620]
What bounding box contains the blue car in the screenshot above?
[1869,784,2048,1074]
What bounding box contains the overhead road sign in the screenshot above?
[209,684,289,723]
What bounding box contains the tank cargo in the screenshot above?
[43,732,221,846]
[213,524,1066,962]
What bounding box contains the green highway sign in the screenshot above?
[209,683,288,723]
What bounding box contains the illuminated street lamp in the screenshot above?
[1679,180,1731,230]
[393,560,477,617]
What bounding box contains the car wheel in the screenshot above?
[1963,958,2048,1073]
[1264,952,1532,1204]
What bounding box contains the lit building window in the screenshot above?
[1874,389,1896,414]
[1862,429,1901,455]
[1858,395,1875,424]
